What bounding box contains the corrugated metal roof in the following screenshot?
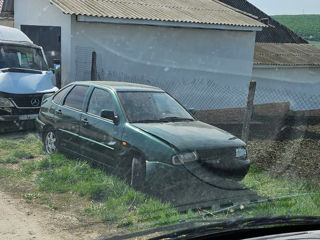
[219,0,307,43]
[254,43,320,66]
[50,0,265,28]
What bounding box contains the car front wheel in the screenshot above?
[130,154,146,189]
[44,128,58,154]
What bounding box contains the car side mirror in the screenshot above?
[100,110,119,125]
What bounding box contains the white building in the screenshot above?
[14,0,264,110]
[253,43,320,110]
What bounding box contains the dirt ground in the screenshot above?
[248,122,320,181]
[0,191,101,240]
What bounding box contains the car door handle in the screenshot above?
[56,109,62,115]
[81,118,89,126]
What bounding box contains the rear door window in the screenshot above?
[63,85,89,111]
[53,85,73,105]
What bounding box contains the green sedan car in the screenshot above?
[36,81,250,187]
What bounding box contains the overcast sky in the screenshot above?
[247,0,320,15]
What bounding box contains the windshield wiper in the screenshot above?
[132,119,161,123]
[132,117,194,123]
[0,67,43,74]
[159,116,194,122]
[150,216,320,240]
[102,216,320,240]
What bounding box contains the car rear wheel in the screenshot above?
[44,128,58,154]
[130,154,146,189]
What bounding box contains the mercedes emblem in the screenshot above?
[31,97,40,107]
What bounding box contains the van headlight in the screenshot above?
[172,151,198,165]
[0,97,14,108]
[236,147,247,159]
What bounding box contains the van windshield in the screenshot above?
[0,44,49,71]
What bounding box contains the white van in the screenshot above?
[0,26,58,129]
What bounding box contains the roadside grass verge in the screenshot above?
[0,134,43,164]
[31,153,194,228]
[238,166,320,218]
[0,167,14,178]
[244,123,320,218]
[1,132,320,232]
[0,134,196,229]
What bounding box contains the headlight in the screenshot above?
[172,151,198,165]
[236,147,247,159]
[0,97,14,107]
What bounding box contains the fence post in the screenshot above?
[241,80,256,143]
[91,51,97,81]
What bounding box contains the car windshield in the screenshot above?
[118,91,194,123]
[0,44,48,71]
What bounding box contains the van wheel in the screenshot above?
[130,154,146,189]
[44,128,58,154]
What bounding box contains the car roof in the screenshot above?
[74,81,164,92]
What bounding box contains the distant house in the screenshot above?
[220,0,320,111]
[14,0,265,110]
[253,43,320,111]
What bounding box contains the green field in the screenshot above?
[272,15,320,41]
[309,41,320,49]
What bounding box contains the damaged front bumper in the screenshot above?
[0,110,39,132]
[0,113,38,121]
[146,158,251,184]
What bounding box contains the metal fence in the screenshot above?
[105,70,320,111]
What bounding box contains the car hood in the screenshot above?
[132,121,245,151]
[0,71,58,94]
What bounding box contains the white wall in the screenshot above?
[71,19,257,110]
[14,0,71,85]
[253,66,320,110]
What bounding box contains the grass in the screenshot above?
[0,167,14,178]
[239,166,320,217]
[33,154,183,226]
[273,15,320,41]
[309,41,320,49]
[0,132,320,232]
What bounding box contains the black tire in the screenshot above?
[130,154,146,189]
[43,127,59,154]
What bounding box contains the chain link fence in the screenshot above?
[105,70,320,112]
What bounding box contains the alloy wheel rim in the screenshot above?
[45,131,56,154]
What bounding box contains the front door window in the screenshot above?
[87,88,116,119]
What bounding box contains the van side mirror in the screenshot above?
[100,110,119,125]
[51,59,61,73]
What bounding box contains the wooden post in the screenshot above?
[241,80,256,143]
[91,51,97,81]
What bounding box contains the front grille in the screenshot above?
[198,148,235,161]
[11,108,39,115]
[11,94,44,108]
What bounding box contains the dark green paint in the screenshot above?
[37,81,248,178]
